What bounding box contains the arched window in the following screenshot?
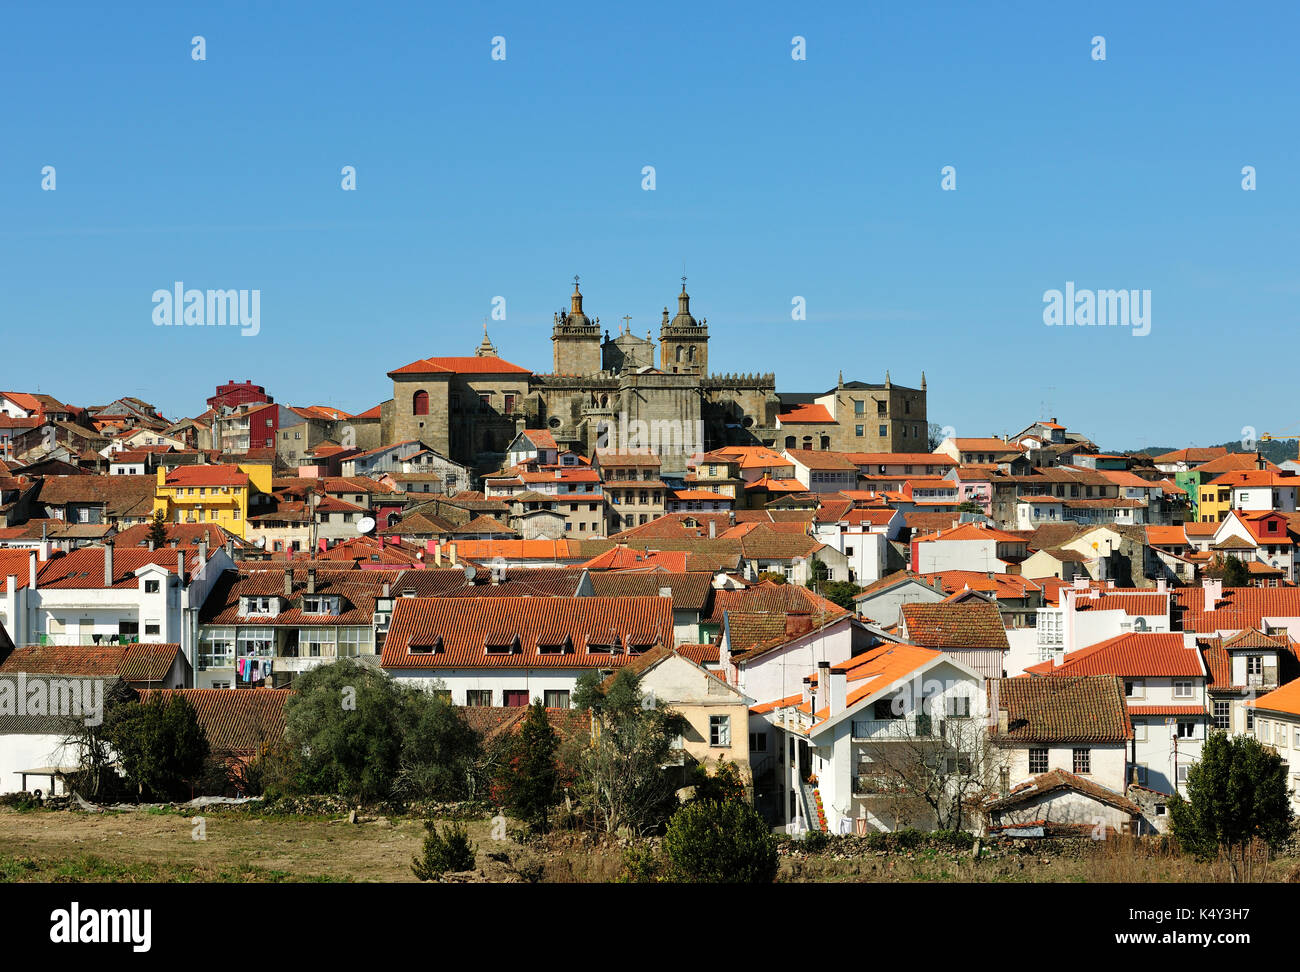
[412,390,429,415]
[820,435,831,450]
[676,346,684,362]
[785,436,796,449]
[688,345,696,362]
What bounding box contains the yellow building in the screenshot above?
[153,464,269,539]
[1198,475,1235,523]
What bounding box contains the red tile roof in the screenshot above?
[0,642,180,683]
[991,676,1132,742]
[1024,632,1205,678]
[900,601,1010,651]
[389,355,531,376]
[138,688,292,754]
[1250,680,1300,717]
[381,596,675,669]
[162,465,248,488]
[777,404,835,424]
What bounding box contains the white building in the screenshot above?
[1024,631,1209,795]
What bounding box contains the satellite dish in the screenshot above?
[357,516,376,535]
[464,564,477,581]
[255,536,266,548]
[416,551,424,560]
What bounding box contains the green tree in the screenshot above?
[493,700,560,834]
[396,690,483,800]
[106,694,209,801]
[819,580,861,611]
[663,799,779,883]
[689,759,747,804]
[146,509,169,549]
[573,668,687,835]
[755,571,786,585]
[280,660,410,802]
[809,557,831,584]
[1168,731,1293,881]
[1222,555,1251,588]
[411,820,477,880]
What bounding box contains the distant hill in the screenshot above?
[1120,440,1298,466]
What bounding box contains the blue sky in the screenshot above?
[2,1,1297,452]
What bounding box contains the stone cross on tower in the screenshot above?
[621,314,632,334]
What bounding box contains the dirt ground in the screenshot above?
[0,807,455,882]
[2,807,1297,883]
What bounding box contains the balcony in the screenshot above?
[852,774,896,796]
[851,717,943,740]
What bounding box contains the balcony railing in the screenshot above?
[851,717,942,740]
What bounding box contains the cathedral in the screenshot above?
[384,278,926,478]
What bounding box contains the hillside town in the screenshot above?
[3,290,1299,845]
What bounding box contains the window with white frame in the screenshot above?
[1072,748,1091,774]
[237,626,274,657]
[199,627,235,667]
[1173,681,1194,699]
[709,715,731,747]
[1177,720,1195,739]
[1133,720,1147,742]
[300,628,336,658]
[1124,679,1144,698]
[1213,700,1230,730]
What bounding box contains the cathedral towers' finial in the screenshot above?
[476,318,498,357]
[885,370,892,387]
[921,370,927,390]
[838,370,844,390]
[571,275,585,318]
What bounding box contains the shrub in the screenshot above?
[663,799,779,883]
[619,844,663,883]
[801,829,830,853]
[411,820,477,880]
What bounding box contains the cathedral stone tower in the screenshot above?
[551,277,602,376]
[659,278,709,376]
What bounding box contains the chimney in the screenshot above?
[284,568,293,597]
[103,541,114,587]
[785,612,814,638]
[1156,577,1167,594]
[828,665,847,716]
[997,707,1009,734]
[225,540,234,559]
[814,661,829,712]
[449,543,458,566]
[198,539,208,567]
[382,581,390,598]
[148,539,155,552]
[708,520,716,539]
[307,567,317,594]
[434,543,442,567]
[1203,578,1222,612]
[177,551,186,586]
[658,586,672,599]
[801,676,812,710]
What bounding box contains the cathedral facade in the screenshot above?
[385,279,925,479]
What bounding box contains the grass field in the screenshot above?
[1,807,1296,883]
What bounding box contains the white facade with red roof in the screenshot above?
[0,542,233,678]
[1025,631,1208,794]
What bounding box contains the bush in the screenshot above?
[618,844,663,883]
[663,800,779,883]
[411,820,477,881]
[801,829,830,853]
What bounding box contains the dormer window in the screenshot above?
[241,595,279,616]
[485,634,521,655]
[587,634,620,655]
[302,596,340,616]
[410,635,443,654]
[538,635,573,655]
